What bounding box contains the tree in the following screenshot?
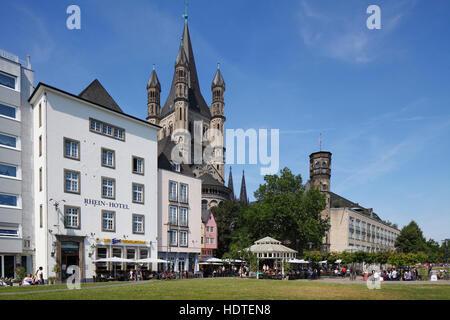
[211,200,247,258]
[352,251,369,263]
[395,221,427,254]
[233,168,329,255]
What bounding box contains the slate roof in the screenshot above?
[79,79,123,113]
[212,68,225,89]
[147,69,161,90]
[329,191,382,222]
[160,21,211,120]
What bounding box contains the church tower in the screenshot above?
[174,40,189,132]
[228,167,235,200]
[146,66,161,125]
[309,151,332,192]
[239,170,248,204]
[210,64,226,179]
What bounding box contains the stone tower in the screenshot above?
[174,41,189,132]
[210,64,226,179]
[146,66,161,125]
[309,151,332,192]
[152,17,233,209]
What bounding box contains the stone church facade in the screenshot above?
[146,19,232,209]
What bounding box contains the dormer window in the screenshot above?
[174,163,180,172]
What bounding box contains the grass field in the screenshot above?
[1,278,449,300]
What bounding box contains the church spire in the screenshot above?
[228,167,235,200]
[239,170,248,204]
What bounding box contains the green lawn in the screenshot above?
[1,278,449,300]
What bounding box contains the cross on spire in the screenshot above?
[182,0,188,21]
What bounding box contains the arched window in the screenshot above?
[315,162,319,169]
[322,161,327,168]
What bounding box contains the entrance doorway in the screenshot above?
[61,242,79,280]
[0,255,15,278]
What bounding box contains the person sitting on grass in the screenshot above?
[21,274,33,286]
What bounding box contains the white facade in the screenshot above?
[29,84,159,281]
[0,49,34,278]
[157,168,202,272]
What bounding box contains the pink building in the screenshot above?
[201,210,217,258]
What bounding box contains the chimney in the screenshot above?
[26,55,31,69]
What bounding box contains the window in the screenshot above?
[132,156,144,174]
[180,231,188,247]
[38,103,42,127]
[64,206,80,229]
[169,205,178,225]
[0,163,17,178]
[64,138,79,160]
[64,170,80,194]
[179,183,188,203]
[0,103,16,119]
[206,226,209,232]
[90,119,101,132]
[39,205,43,228]
[101,148,115,168]
[322,161,327,168]
[0,132,17,149]
[0,193,18,208]
[206,237,210,244]
[140,249,148,259]
[210,238,214,244]
[0,72,16,89]
[0,226,19,238]
[169,230,178,246]
[102,177,115,199]
[89,118,125,141]
[174,163,180,172]
[179,207,188,226]
[132,184,144,204]
[39,135,42,156]
[169,181,178,201]
[102,211,115,232]
[133,215,144,234]
[210,226,214,233]
[114,128,124,140]
[39,167,42,191]
[102,124,113,136]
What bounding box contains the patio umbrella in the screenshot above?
[93,257,136,279]
[335,259,342,264]
[288,259,309,264]
[135,258,169,264]
[199,257,223,264]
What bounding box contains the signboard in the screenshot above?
[84,198,130,210]
[97,238,147,245]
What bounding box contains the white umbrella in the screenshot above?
[93,257,137,279]
[318,260,327,264]
[288,259,309,264]
[93,257,136,263]
[223,259,245,264]
[135,258,169,264]
[199,257,223,264]
[335,259,342,264]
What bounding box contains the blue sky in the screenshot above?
[2,0,450,242]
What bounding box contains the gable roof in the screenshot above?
[79,79,123,113]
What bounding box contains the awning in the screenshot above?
[135,258,169,264]
[92,257,136,263]
[288,259,309,264]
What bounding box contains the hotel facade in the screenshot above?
[28,81,160,281]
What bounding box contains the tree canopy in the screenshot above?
[395,220,427,254]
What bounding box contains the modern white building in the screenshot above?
[28,80,160,282]
[157,168,202,272]
[0,49,34,278]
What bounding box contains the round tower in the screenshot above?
[309,151,332,192]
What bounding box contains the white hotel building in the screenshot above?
[28,80,160,281]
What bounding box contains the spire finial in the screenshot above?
[152,63,155,71]
[182,0,188,21]
[319,133,322,151]
[217,62,220,70]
